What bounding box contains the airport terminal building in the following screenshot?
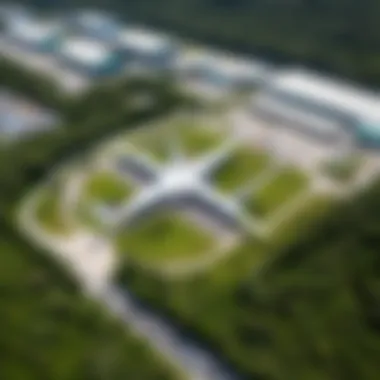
[253,68,380,145]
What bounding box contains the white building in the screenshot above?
[58,37,124,77]
[253,68,380,143]
[177,50,268,90]
[4,16,62,53]
[118,27,178,69]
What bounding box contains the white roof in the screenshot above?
[60,38,112,66]
[178,49,265,79]
[119,27,172,53]
[8,18,60,43]
[207,53,264,77]
[270,68,380,121]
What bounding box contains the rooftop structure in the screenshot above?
[118,27,177,68]
[177,50,268,89]
[58,37,123,77]
[4,16,62,52]
[109,138,257,234]
[254,68,380,143]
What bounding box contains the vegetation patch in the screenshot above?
[85,171,134,205]
[213,147,271,192]
[250,168,309,217]
[35,189,68,234]
[128,128,171,163]
[116,212,215,264]
[178,122,225,157]
[322,155,362,183]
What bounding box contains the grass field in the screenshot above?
[85,171,134,205]
[35,189,68,234]
[212,146,271,192]
[247,168,309,218]
[116,212,215,264]
[128,128,171,163]
[177,122,225,157]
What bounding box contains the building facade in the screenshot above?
[58,37,124,77]
[118,27,178,70]
[4,16,62,53]
[253,68,380,144]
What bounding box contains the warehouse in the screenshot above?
[4,15,62,53]
[118,27,178,70]
[58,37,124,77]
[253,68,380,144]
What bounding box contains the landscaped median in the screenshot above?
[212,146,271,192]
[246,167,309,218]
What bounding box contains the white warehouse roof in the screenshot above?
[60,37,113,66]
[177,49,266,80]
[205,52,265,78]
[119,27,173,54]
[7,18,61,43]
[269,68,380,121]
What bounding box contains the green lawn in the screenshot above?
[116,213,215,264]
[178,122,225,157]
[35,189,68,234]
[128,128,170,162]
[213,147,271,192]
[85,171,134,205]
[248,168,309,218]
[322,155,362,183]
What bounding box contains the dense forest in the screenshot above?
[0,59,189,379]
[15,0,380,86]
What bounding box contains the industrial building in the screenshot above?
[58,37,124,77]
[118,27,178,70]
[70,10,122,43]
[253,68,380,144]
[4,15,62,53]
[177,50,268,90]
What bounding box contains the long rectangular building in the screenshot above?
[254,68,380,143]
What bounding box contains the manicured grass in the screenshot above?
[35,189,67,234]
[213,147,271,192]
[128,129,170,162]
[85,171,134,205]
[178,122,225,157]
[322,155,362,183]
[249,168,309,218]
[116,213,215,264]
[75,197,105,231]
